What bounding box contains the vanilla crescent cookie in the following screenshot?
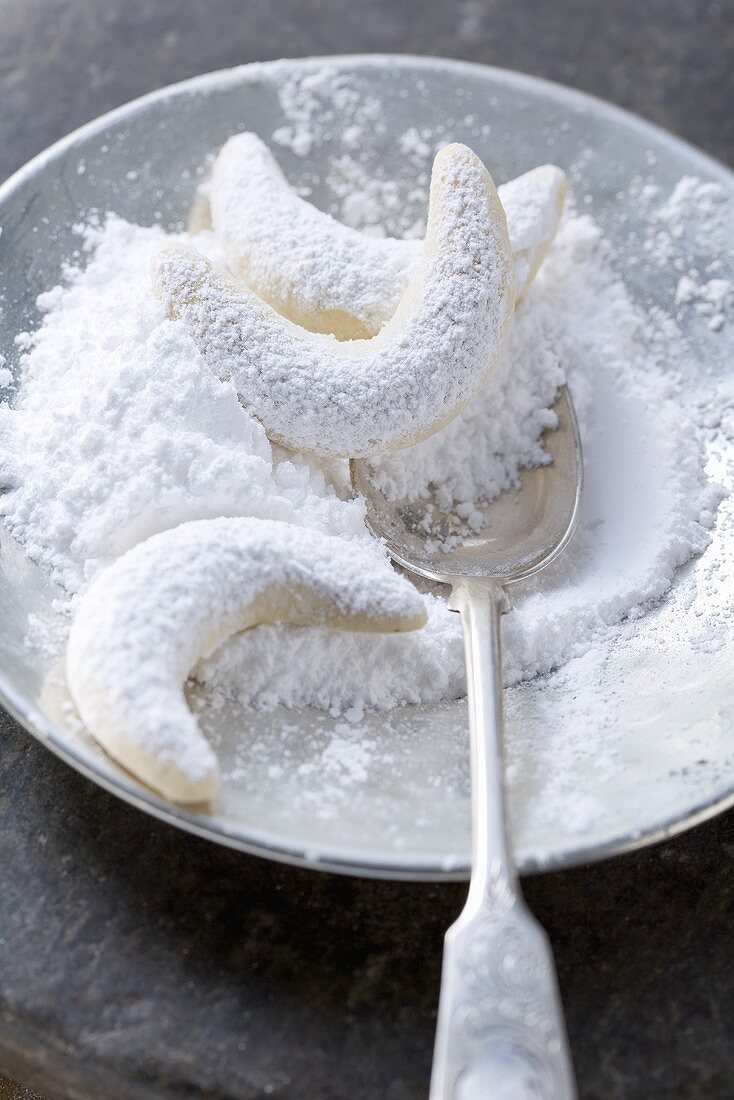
[154,143,515,459]
[66,517,427,804]
[207,131,567,339]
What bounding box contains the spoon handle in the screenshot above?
[429,583,577,1100]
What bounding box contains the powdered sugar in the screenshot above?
[0,218,295,591]
[271,67,385,159]
[196,594,465,712]
[675,274,732,332]
[641,175,733,331]
[0,101,728,761]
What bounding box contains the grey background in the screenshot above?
[0,1,732,1098]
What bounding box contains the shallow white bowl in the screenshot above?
[1,56,732,879]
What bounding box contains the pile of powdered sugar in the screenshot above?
[0,218,292,592]
[0,198,723,714]
[0,66,729,739]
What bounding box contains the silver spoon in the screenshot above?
[351,385,582,1100]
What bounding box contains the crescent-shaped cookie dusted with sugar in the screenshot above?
[154,143,515,459]
[206,132,566,339]
[66,517,427,804]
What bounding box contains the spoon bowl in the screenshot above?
[351,385,582,587]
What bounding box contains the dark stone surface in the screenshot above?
[2,725,734,1100]
[1,0,732,175]
[0,2,732,1097]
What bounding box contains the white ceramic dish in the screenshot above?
[1,56,732,880]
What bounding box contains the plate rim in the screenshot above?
[1,53,733,881]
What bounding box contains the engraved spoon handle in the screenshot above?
[429,582,577,1100]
